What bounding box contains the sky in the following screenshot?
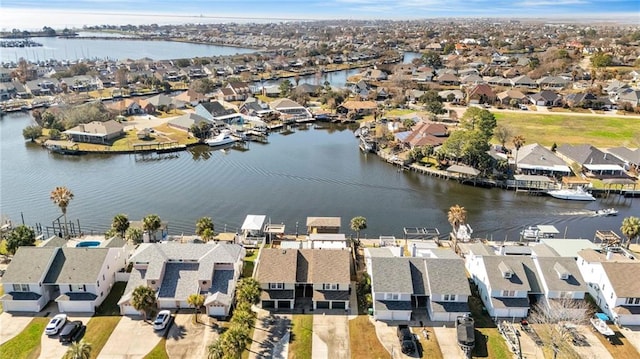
[1,0,638,30]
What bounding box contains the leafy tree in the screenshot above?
[402,118,415,129]
[63,339,92,359]
[621,216,640,249]
[131,285,157,320]
[6,225,36,255]
[187,293,205,323]
[22,125,42,142]
[50,186,74,238]
[48,128,61,140]
[439,130,467,163]
[493,124,512,148]
[442,43,455,55]
[143,214,162,242]
[190,122,213,141]
[421,51,442,68]
[104,228,118,240]
[460,107,496,139]
[279,79,292,97]
[350,216,367,243]
[529,57,540,69]
[425,100,445,119]
[174,58,192,68]
[191,78,216,95]
[111,213,130,238]
[591,52,613,68]
[125,227,143,244]
[236,277,261,305]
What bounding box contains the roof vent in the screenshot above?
[554,262,570,280]
[498,261,514,279]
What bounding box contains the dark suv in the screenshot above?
[59,320,84,344]
[397,325,416,354]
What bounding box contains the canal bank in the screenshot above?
[1,111,636,242]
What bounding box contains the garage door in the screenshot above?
[391,311,410,321]
[277,300,291,309]
[316,301,330,309]
[208,306,226,317]
[332,301,346,309]
[262,301,275,309]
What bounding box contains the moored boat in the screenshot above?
[205,130,237,147]
[590,314,615,337]
[547,186,595,201]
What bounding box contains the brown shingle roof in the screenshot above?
[601,262,640,297]
[255,248,351,285]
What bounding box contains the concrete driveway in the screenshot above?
[166,312,218,359]
[312,313,350,359]
[571,325,614,359]
[0,312,34,345]
[249,309,292,359]
[621,326,640,353]
[432,327,465,359]
[40,314,92,359]
[98,316,162,359]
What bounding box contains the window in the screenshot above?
[12,284,29,292]
[269,283,284,290]
[385,293,399,300]
[501,290,516,297]
[625,298,640,305]
[443,294,456,301]
[559,291,572,299]
[323,283,338,290]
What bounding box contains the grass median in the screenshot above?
[0,317,49,359]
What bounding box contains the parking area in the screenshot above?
[432,327,464,358]
[39,313,92,359]
[621,326,640,353]
[373,319,427,358]
[98,316,163,359]
[248,309,292,359]
[166,312,218,359]
[312,313,350,359]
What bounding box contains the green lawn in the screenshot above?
[467,295,511,359]
[288,315,313,359]
[242,249,259,278]
[84,316,121,359]
[0,317,49,359]
[143,338,169,359]
[494,113,640,148]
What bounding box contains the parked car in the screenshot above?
[59,320,84,344]
[153,310,171,331]
[397,324,417,354]
[45,314,68,336]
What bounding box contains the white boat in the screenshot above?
[520,225,559,241]
[590,317,615,337]
[593,208,618,217]
[547,186,595,201]
[205,130,237,147]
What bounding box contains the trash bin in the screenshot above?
[367,308,373,316]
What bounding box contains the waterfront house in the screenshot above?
[174,89,208,106]
[577,247,640,325]
[195,101,243,127]
[555,144,625,177]
[270,98,313,121]
[64,120,124,144]
[531,256,587,312]
[254,248,351,311]
[397,121,449,148]
[369,256,471,322]
[1,242,126,313]
[106,99,144,116]
[118,242,245,318]
[606,147,640,172]
[336,100,377,117]
[512,143,571,177]
[167,113,214,132]
[239,97,273,117]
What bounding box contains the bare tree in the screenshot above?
[528,299,593,358]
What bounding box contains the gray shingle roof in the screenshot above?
[371,257,414,293]
[44,248,109,284]
[482,256,541,292]
[431,301,470,313]
[157,263,199,300]
[535,257,586,293]
[2,247,58,283]
[374,300,412,311]
[424,258,471,296]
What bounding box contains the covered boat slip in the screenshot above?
[238,214,267,247]
[510,174,556,192]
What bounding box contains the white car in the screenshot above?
[153,310,171,331]
[45,314,68,335]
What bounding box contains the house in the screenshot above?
[397,122,449,148]
[254,248,351,311]
[270,98,312,121]
[606,147,640,171]
[438,89,464,103]
[497,89,527,106]
[306,216,341,234]
[174,89,208,106]
[142,94,184,111]
[510,75,537,89]
[616,88,640,107]
[466,84,496,105]
[512,143,571,177]
[167,113,213,132]
[436,73,460,86]
[308,233,349,249]
[195,101,243,127]
[337,100,377,117]
[118,242,245,318]
[537,76,570,90]
[224,81,251,101]
[369,256,471,322]
[64,120,125,144]
[531,257,587,310]
[577,247,640,325]
[556,144,625,177]
[107,99,144,116]
[239,97,272,117]
[529,90,562,107]
[1,241,126,313]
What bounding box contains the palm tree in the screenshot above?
[131,285,157,320]
[111,213,130,238]
[512,135,526,173]
[236,278,261,305]
[187,293,204,323]
[200,228,215,242]
[448,204,467,252]
[50,186,74,238]
[231,302,256,328]
[143,214,162,242]
[63,339,92,359]
[221,325,251,359]
[349,216,367,245]
[208,341,224,359]
[196,217,214,238]
[125,227,143,244]
[621,216,640,249]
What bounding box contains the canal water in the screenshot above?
[1,112,637,241]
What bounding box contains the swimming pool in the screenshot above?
[76,241,101,248]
